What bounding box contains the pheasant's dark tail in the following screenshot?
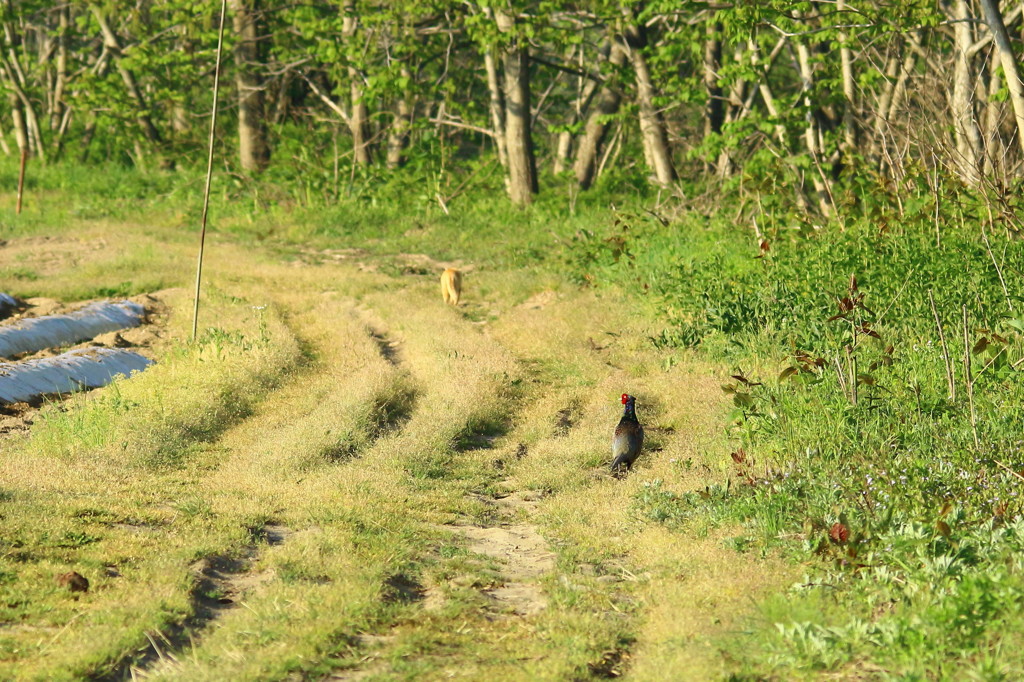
[610,455,631,473]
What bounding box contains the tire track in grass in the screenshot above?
[361,319,403,367]
[1,255,418,680]
[443,399,558,618]
[116,295,429,680]
[324,438,557,681]
[324,291,658,680]
[485,290,798,680]
[95,297,418,680]
[0,294,312,680]
[493,389,645,680]
[448,396,590,622]
[97,523,293,681]
[213,299,419,474]
[311,291,560,679]
[443,488,556,618]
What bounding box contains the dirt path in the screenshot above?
[329,485,559,680]
[441,487,555,617]
[1,233,791,680]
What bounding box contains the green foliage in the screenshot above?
[633,187,1024,356]
[570,166,1024,675]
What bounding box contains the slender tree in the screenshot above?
[622,14,675,186]
[574,37,626,189]
[342,0,371,166]
[386,64,413,169]
[91,6,163,153]
[703,19,724,149]
[228,0,270,172]
[946,0,984,186]
[979,0,1024,158]
[494,8,537,205]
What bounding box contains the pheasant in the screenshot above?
[611,393,644,474]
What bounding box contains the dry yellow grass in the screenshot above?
[1,223,792,680]
[487,284,797,680]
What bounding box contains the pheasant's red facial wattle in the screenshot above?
[621,393,629,405]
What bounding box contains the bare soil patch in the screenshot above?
[0,401,36,439]
[439,482,555,618]
[0,234,110,279]
[456,523,555,616]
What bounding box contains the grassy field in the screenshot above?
[3,161,1024,679]
[0,178,788,681]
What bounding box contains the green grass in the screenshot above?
[572,173,1024,676]
[5,157,1024,677]
[2,225,695,679]
[0,155,650,274]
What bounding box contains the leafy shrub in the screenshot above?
[578,173,1024,674]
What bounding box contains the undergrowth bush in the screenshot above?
[568,173,1024,675]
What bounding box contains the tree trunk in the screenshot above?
[79,115,97,163]
[553,131,572,175]
[983,46,1005,178]
[228,0,271,173]
[483,44,509,181]
[50,5,68,132]
[703,21,724,141]
[837,0,857,153]
[623,21,675,186]
[948,0,984,186]
[870,48,900,163]
[348,82,370,165]
[887,35,918,125]
[7,91,27,154]
[750,43,788,151]
[979,0,1024,158]
[552,48,577,176]
[795,40,833,216]
[496,11,537,205]
[749,39,810,213]
[574,40,626,189]
[717,43,751,178]
[0,58,43,159]
[554,45,600,175]
[76,36,113,164]
[0,14,44,159]
[552,42,606,174]
[869,33,920,179]
[386,67,412,169]
[171,23,193,138]
[343,0,371,166]
[271,71,292,126]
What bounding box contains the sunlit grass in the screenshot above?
[2,178,831,675]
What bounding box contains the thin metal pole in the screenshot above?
[192,0,228,341]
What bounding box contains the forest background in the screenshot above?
[5,0,1024,677]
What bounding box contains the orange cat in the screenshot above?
[440,268,462,306]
